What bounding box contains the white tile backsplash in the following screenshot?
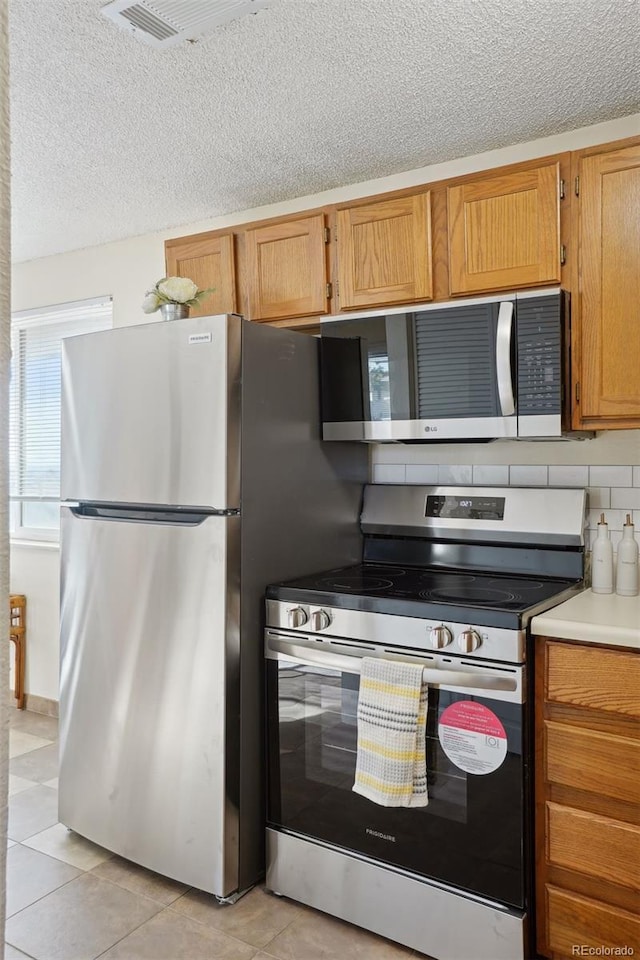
[472,465,509,485]
[405,464,439,484]
[589,465,633,487]
[372,464,406,484]
[438,465,472,484]
[548,465,589,487]
[586,487,611,509]
[634,466,640,487]
[509,465,548,486]
[611,487,640,510]
[588,508,629,530]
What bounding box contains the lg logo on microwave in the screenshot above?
[424,425,438,433]
[366,828,396,843]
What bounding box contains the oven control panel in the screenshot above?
[266,600,526,664]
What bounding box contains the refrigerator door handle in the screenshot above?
[67,504,238,525]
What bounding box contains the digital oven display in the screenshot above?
[426,496,506,520]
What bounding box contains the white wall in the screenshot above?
[10,111,640,703]
[9,545,59,702]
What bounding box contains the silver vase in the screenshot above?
[160,302,190,321]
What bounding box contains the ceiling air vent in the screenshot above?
[101,0,271,48]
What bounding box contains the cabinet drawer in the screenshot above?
[545,720,640,803]
[546,642,640,718]
[547,802,640,890]
[546,885,640,956]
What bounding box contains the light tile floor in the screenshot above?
[7,710,429,960]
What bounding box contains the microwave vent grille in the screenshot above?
[414,306,499,419]
[516,297,562,416]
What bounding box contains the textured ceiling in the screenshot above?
[8,0,640,262]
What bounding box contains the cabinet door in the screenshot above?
[579,143,640,423]
[246,214,329,321]
[535,637,640,959]
[165,233,237,317]
[546,887,640,959]
[336,192,432,309]
[447,163,561,295]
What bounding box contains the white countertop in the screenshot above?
[531,589,640,650]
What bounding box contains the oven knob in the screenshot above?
[429,625,453,649]
[310,609,332,631]
[458,629,482,653]
[287,606,308,628]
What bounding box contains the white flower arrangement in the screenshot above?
[142,276,214,314]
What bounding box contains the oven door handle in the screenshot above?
[265,632,520,694]
[496,300,516,417]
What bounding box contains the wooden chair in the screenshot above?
[9,595,26,710]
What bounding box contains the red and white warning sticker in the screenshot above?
[438,701,508,775]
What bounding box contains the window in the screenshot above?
[9,297,113,541]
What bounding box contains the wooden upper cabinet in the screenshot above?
[336,192,433,309]
[165,232,237,317]
[447,162,561,295]
[245,213,329,321]
[578,142,640,425]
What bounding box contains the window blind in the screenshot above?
[9,297,113,501]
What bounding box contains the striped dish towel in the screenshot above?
[352,657,428,808]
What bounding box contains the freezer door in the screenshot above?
[61,314,241,508]
[58,506,241,896]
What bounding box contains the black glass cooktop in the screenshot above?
[266,563,579,629]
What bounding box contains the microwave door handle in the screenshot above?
[265,632,518,692]
[496,301,516,416]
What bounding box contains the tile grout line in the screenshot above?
[256,900,307,956]
[82,864,185,906]
[89,893,167,960]
[161,890,305,954]
[4,942,39,960]
[92,898,265,960]
[5,870,83,924]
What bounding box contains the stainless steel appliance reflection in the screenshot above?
[58,314,366,900]
[320,288,579,442]
[265,484,586,960]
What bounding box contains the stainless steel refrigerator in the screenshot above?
[58,313,366,899]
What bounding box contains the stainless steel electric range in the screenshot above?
[264,485,586,960]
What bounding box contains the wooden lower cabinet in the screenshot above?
[535,638,640,959]
[546,887,640,957]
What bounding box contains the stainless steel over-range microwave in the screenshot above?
[320,288,570,442]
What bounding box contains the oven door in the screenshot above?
[266,629,528,910]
